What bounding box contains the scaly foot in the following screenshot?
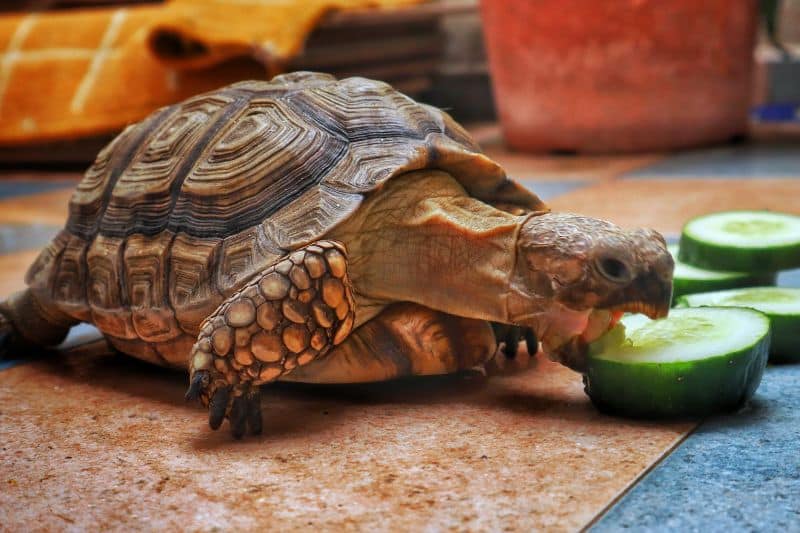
[185,240,356,438]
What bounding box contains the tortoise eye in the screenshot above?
[596,256,632,283]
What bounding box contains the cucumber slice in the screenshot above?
[680,210,800,272]
[668,245,776,302]
[677,287,800,363]
[584,307,770,417]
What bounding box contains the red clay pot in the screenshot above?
[480,0,759,153]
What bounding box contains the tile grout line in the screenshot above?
[611,156,668,181]
[579,423,700,532]
[623,174,800,180]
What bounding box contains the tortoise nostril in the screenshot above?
[598,257,631,283]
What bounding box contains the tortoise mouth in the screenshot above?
[605,300,669,320]
[538,301,669,372]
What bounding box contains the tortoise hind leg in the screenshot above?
[0,289,78,357]
[185,240,356,438]
[283,303,498,385]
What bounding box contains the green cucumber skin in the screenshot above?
[679,232,800,272]
[762,314,798,364]
[675,298,800,363]
[584,332,770,418]
[672,272,776,304]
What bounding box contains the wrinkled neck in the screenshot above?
[327,170,525,326]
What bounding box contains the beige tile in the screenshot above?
[0,347,691,531]
[468,123,664,182]
[0,249,39,298]
[0,188,73,226]
[548,178,800,234]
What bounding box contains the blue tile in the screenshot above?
[777,269,800,288]
[625,143,800,178]
[591,364,800,532]
[0,353,44,370]
[517,180,589,200]
[0,223,61,254]
[58,323,102,350]
[0,324,102,372]
[0,359,28,371]
[0,180,73,199]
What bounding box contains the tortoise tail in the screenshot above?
[0,289,76,357]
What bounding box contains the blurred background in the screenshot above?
[0,0,797,164]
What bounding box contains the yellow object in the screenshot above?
[0,0,422,145]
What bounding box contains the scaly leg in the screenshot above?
[185,240,356,438]
[0,289,78,356]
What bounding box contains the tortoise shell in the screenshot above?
[25,72,545,366]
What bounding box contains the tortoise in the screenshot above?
[0,72,673,438]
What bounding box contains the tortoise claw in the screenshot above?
[208,386,231,430]
[184,370,208,402]
[229,394,247,440]
[502,332,520,359]
[490,323,539,374]
[524,329,539,355]
[0,332,11,359]
[0,313,16,360]
[186,372,262,438]
[492,323,537,359]
[246,389,263,436]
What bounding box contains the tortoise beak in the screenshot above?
[552,274,672,373]
[601,261,673,320]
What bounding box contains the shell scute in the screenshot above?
[100,94,235,238]
[216,226,282,296]
[171,97,349,238]
[52,234,90,321]
[87,234,138,339]
[124,232,181,342]
[168,233,223,335]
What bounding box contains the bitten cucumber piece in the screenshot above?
[584,307,770,417]
[668,245,776,302]
[677,287,800,363]
[679,210,800,272]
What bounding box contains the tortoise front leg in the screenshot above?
[185,240,356,438]
[491,323,538,360]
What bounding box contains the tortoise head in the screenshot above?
[507,213,673,372]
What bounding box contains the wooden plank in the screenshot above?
[0,0,160,12]
[0,137,109,165]
[0,187,74,225]
[319,1,474,27]
[293,33,443,69]
[0,249,40,297]
[317,58,439,83]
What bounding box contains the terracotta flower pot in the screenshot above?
[480,0,759,153]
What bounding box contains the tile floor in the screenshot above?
[0,130,798,531]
